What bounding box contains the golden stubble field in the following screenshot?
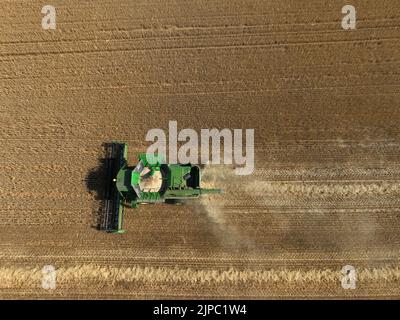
[0,0,400,298]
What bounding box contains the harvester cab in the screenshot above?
[101,142,222,233]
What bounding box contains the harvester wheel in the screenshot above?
[165,199,186,205]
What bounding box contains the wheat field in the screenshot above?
[0,0,400,298]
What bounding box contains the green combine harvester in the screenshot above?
[102,142,222,233]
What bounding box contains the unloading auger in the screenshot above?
[102,142,222,233]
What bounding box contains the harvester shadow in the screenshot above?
[85,143,111,230]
